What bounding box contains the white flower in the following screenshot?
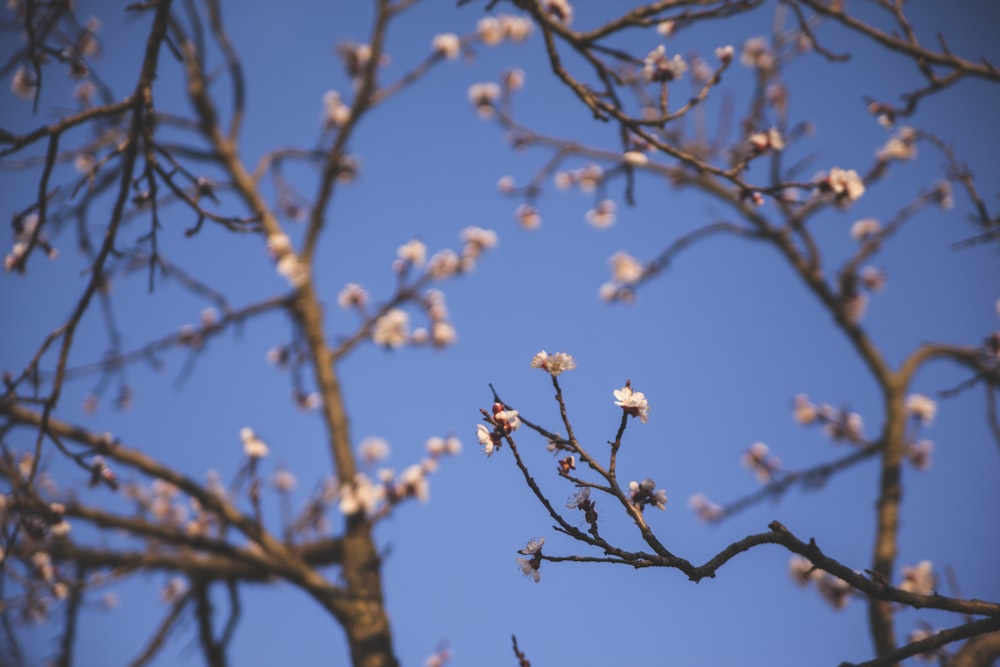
[240,427,269,459]
[432,33,461,59]
[461,226,498,257]
[358,437,390,464]
[519,536,544,555]
[850,218,881,241]
[715,45,734,63]
[426,436,461,457]
[397,239,426,267]
[497,175,515,193]
[628,478,667,511]
[932,180,953,209]
[322,91,351,129]
[517,557,541,582]
[577,164,603,192]
[817,574,852,609]
[397,464,429,502]
[586,199,616,228]
[477,423,496,457]
[501,68,525,92]
[899,561,935,596]
[468,82,501,118]
[610,251,643,284]
[906,394,937,425]
[614,383,649,423]
[656,20,675,37]
[372,309,409,348]
[530,350,577,376]
[495,409,520,431]
[338,283,369,309]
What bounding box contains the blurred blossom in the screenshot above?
[426,436,461,457]
[905,440,933,470]
[397,464,429,502]
[850,218,881,242]
[428,249,460,278]
[741,442,780,483]
[859,266,885,292]
[876,126,917,162]
[656,20,675,36]
[161,577,187,604]
[932,180,953,209]
[843,291,868,324]
[586,199,617,228]
[276,253,309,288]
[497,175,515,193]
[476,16,504,45]
[425,648,453,667]
[322,91,351,129]
[515,203,541,229]
[337,283,368,308]
[614,382,650,423]
[748,127,784,154]
[641,45,687,83]
[358,437,390,464]
[266,232,292,257]
[817,574,852,610]
[740,37,774,71]
[339,473,384,515]
[11,66,35,99]
[793,394,817,425]
[432,33,461,59]
[397,239,426,268]
[500,15,533,42]
[610,251,643,284]
[372,309,409,348]
[431,321,457,347]
[899,561,936,596]
[240,427,269,459]
[461,226,498,258]
[468,82,501,118]
[272,469,297,493]
[501,68,525,92]
[816,167,865,205]
[715,45,734,63]
[623,150,648,166]
[789,556,819,587]
[530,350,577,376]
[542,0,573,25]
[688,493,723,522]
[905,394,937,425]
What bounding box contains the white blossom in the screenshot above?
[586,199,616,228]
[515,204,541,229]
[358,437,390,464]
[641,45,687,83]
[477,423,496,457]
[877,126,917,162]
[715,45,734,63]
[614,383,650,423]
[338,283,369,309]
[740,36,774,71]
[850,218,881,242]
[530,350,577,376]
[623,150,649,166]
[468,82,501,118]
[689,493,723,522]
[397,239,427,267]
[322,91,351,129]
[817,167,865,205]
[372,309,409,348]
[541,0,573,25]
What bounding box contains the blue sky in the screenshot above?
[2,1,999,665]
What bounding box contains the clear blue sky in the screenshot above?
[2,1,999,665]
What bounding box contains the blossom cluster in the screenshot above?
[628,478,668,512]
[477,402,520,457]
[337,436,461,516]
[815,167,865,206]
[530,350,577,377]
[741,442,780,484]
[475,14,533,46]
